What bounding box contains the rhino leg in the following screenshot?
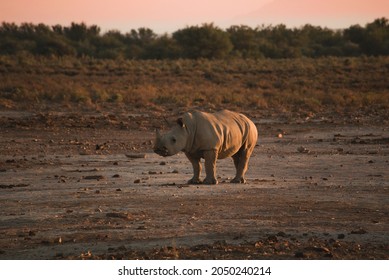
[203,150,218,185]
[231,148,253,184]
[185,153,202,184]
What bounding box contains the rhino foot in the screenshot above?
[203,177,218,185]
[231,177,246,184]
[188,178,202,185]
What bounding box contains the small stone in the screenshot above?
[106,212,133,220]
[297,146,309,153]
[267,235,278,242]
[83,175,105,180]
[125,153,146,159]
[337,233,345,239]
[350,228,367,234]
[134,179,141,183]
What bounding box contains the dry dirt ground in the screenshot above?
[0,107,388,259]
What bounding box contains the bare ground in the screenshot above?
[0,107,388,259]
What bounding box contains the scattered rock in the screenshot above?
[136,225,147,230]
[267,235,278,243]
[305,246,331,253]
[350,228,367,235]
[83,175,105,180]
[0,184,29,189]
[134,179,141,183]
[297,146,309,153]
[106,212,133,220]
[337,233,346,239]
[96,143,109,150]
[112,174,120,178]
[125,153,146,159]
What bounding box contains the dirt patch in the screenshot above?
[0,108,388,259]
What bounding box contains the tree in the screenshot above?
[173,23,232,59]
[64,22,100,42]
[142,34,180,59]
[227,25,262,58]
[93,30,125,59]
[361,18,389,55]
[124,28,157,59]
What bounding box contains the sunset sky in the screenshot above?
[1,0,388,34]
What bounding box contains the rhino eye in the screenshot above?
[171,137,176,144]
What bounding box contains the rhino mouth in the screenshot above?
[154,147,170,157]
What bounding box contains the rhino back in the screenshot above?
[186,110,257,158]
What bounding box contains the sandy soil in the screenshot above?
[0,107,388,259]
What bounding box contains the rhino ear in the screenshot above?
[155,128,162,139]
[177,117,185,128]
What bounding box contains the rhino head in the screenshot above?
[154,118,188,157]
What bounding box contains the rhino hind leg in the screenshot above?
[231,148,252,184]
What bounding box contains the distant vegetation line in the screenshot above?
[1,56,388,113]
[1,18,389,59]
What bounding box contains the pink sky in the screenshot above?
[1,0,388,33]
[239,0,389,29]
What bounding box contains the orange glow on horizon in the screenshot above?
[1,0,388,33]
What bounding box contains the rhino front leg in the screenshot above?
[185,153,202,184]
[203,150,218,184]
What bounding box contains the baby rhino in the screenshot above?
[154,110,258,184]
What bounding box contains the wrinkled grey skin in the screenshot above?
[154,110,258,185]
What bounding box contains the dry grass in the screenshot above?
[1,55,388,114]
